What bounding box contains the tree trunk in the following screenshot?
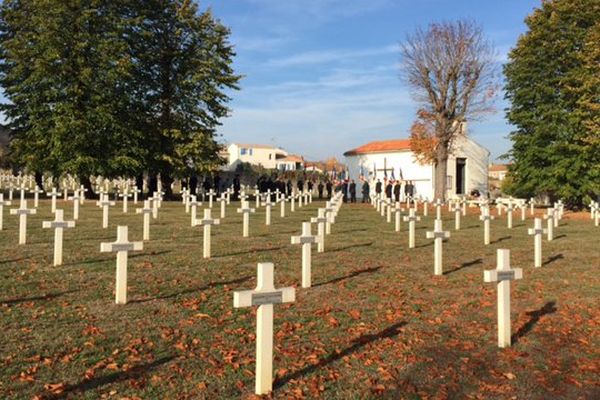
[189,175,198,195]
[79,175,96,198]
[162,173,174,200]
[148,174,158,196]
[434,144,449,202]
[34,171,44,189]
[136,174,144,199]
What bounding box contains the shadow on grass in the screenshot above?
[328,242,374,253]
[553,234,566,240]
[414,242,433,249]
[46,355,175,399]
[129,275,253,303]
[543,253,564,266]
[256,230,298,237]
[511,301,557,344]
[0,257,30,265]
[335,228,368,234]
[66,250,172,266]
[443,258,483,275]
[218,246,286,258]
[274,321,407,390]
[491,236,511,244]
[314,266,382,287]
[1,290,78,305]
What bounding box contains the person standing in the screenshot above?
[349,180,357,203]
[385,180,393,200]
[375,179,382,196]
[317,181,324,199]
[361,180,370,203]
[326,180,333,199]
[393,180,401,202]
[342,180,349,202]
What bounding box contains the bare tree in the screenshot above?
[401,20,497,201]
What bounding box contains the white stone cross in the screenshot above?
[483,249,523,348]
[46,188,59,213]
[233,262,295,395]
[100,226,143,304]
[385,198,393,223]
[426,219,451,275]
[10,199,36,244]
[403,208,421,248]
[324,202,336,235]
[422,200,429,217]
[237,200,256,237]
[189,195,202,227]
[217,193,227,219]
[543,208,554,241]
[0,193,11,231]
[132,186,141,204]
[19,184,26,202]
[31,185,44,208]
[277,195,286,218]
[42,209,75,266]
[255,189,261,208]
[135,200,153,240]
[506,202,514,229]
[394,202,403,232]
[118,189,132,213]
[529,197,535,216]
[207,189,216,208]
[290,193,296,212]
[434,198,444,220]
[291,222,321,288]
[68,190,81,220]
[97,194,115,229]
[453,204,461,230]
[195,208,220,258]
[461,198,467,216]
[528,218,547,268]
[263,197,274,226]
[310,208,329,253]
[479,207,495,245]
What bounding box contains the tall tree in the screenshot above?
[125,0,240,196]
[0,0,141,189]
[503,0,600,207]
[401,20,497,201]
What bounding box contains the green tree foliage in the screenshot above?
[503,0,600,207]
[0,0,239,192]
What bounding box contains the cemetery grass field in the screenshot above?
[1,199,598,399]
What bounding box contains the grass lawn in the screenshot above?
[1,198,598,399]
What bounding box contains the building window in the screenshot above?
[269,153,272,160]
[249,148,253,156]
[240,148,247,155]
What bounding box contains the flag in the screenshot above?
[359,165,364,181]
[390,168,396,183]
[398,167,404,181]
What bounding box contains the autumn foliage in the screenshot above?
[409,110,438,165]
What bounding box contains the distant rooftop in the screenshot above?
[344,139,412,156]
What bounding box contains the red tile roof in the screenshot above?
[344,139,412,156]
[489,164,509,172]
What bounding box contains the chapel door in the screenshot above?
[456,158,466,195]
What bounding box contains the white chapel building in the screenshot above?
[343,134,490,200]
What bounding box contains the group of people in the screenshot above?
[337,178,417,203]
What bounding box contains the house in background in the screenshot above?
[344,133,490,200]
[489,164,509,181]
[224,143,305,171]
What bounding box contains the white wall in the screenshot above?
[227,144,286,170]
[345,136,489,200]
[345,151,434,200]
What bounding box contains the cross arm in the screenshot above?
[484,268,523,283]
[233,287,295,308]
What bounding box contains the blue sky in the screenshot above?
[207,0,541,162]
